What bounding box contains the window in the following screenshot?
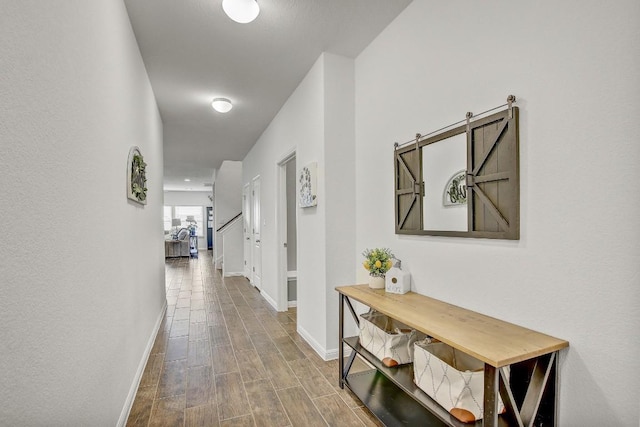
[163,206,172,232]
[163,206,205,237]
[174,206,205,237]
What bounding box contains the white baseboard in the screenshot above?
[117,301,167,427]
[260,290,279,311]
[287,300,297,308]
[296,325,333,361]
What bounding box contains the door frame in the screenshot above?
[243,183,252,282]
[251,175,262,290]
[276,148,296,312]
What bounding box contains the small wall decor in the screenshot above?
[127,146,147,205]
[443,169,467,206]
[298,162,317,208]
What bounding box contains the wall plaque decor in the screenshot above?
[127,146,147,205]
[443,169,467,207]
[298,162,317,208]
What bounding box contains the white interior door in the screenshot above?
[252,176,262,289]
[243,183,252,281]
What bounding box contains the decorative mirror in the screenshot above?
[394,96,519,239]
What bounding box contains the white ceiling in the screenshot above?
[124,0,412,191]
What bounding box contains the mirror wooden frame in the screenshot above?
[394,107,519,239]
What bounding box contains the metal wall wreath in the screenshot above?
[127,146,147,205]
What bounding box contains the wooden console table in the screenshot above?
[336,285,569,427]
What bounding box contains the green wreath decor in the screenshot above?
[131,152,147,202]
[126,146,148,205]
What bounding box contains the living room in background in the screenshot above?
[163,206,205,239]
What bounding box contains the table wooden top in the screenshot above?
[336,284,568,367]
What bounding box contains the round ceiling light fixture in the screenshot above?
[211,97,233,113]
[222,0,260,24]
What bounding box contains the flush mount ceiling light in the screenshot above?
[211,97,233,113]
[222,0,259,24]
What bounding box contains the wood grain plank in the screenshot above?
[157,360,187,398]
[139,353,164,388]
[272,336,306,362]
[288,359,334,399]
[189,322,208,341]
[235,349,267,382]
[277,386,327,427]
[313,394,364,427]
[336,285,569,367]
[215,372,251,420]
[210,344,239,374]
[228,329,255,351]
[165,336,189,361]
[258,352,299,390]
[126,386,155,427]
[187,365,215,408]
[188,339,212,367]
[185,403,219,427]
[258,316,289,339]
[219,415,255,426]
[249,333,279,355]
[148,395,185,427]
[190,309,207,323]
[170,319,190,337]
[174,307,191,321]
[244,379,290,426]
[209,325,231,347]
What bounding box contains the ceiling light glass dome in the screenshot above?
[211,98,233,113]
[222,0,260,24]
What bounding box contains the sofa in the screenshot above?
[165,228,190,257]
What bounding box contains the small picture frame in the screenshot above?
[127,146,147,205]
[299,162,317,208]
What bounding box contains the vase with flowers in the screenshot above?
[362,248,394,289]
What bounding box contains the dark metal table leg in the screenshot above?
[484,364,499,427]
[339,293,344,389]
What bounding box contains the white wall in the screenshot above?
[323,53,356,355]
[221,219,244,277]
[355,1,640,426]
[0,1,165,425]
[164,190,212,207]
[243,53,355,358]
[214,161,242,268]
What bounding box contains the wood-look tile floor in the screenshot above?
[127,251,382,427]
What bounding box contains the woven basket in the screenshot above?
[413,340,509,423]
[358,310,420,367]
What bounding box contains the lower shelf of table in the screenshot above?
[344,370,448,427]
[343,336,510,427]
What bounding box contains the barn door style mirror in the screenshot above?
[394,96,519,239]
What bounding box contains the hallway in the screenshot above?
[126,252,379,427]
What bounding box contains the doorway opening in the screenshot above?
[277,150,297,311]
